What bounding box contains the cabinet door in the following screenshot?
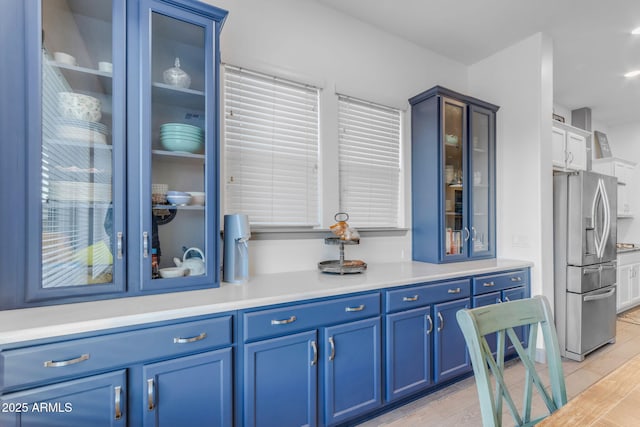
[566,132,587,171]
[323,317,382,425]
[442,97,467,261]
[618,265,632,312]
[25,0,127,303]
[0,370,125,427]
[552,127,567,169]
[244,331,318,427]
[468,104,495,259]
[143,349,232,427]
[434,298,471,383]
[384,307,432,402]
[133,0,225,292]
[630,265,640,305]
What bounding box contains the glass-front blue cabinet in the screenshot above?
[0,0,227,309]
[410,86,498,264]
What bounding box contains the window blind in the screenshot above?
[224,65,320,226]
[338,95,401,227]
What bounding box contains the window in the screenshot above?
[338,95,401,227]
[223,66,320,226]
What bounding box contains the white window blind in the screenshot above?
[224,65,320,226]
[338,95,401,228]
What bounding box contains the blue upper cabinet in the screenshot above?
[0,0,227,309]
[410,86,498,264]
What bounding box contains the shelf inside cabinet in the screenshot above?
[153,204,204,211]
[152,83,205,110]
[45,138,112,150]
[152,149,204,161]
[47,60,112,95]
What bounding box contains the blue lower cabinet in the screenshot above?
[244,330,318,427]
[472,286,527,356]
[323,317,382,426]
[384,306,432,402]
[143,349,233,427]
[434,298,471,383]
[0,370,126,427]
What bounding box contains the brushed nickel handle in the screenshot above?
[311,340,318,366]
[463,227,470,242]
[403,295,419,302]
[44,353,90,368]
[173,332,207,344]
[426,314,433,335]
[437,312,444,332]
[447,287,461,294]
[345,304,365,312]
[471,227,477,241]
[510,276,522,282]
[116,232,123,259]
[114,385,122,420]
[271,315,296,325]
[483,281,495,287]
[329,336,335,361]
[147,378,155,411]
[143,231,149,258]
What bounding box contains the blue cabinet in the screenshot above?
[472,269,530,356]
[143,348,233,427]
[0,313,233,426]
[410,86,499,263]
[433,298,472,383]
[243,331,318,427]
[323,318,382,425]
[0,0,227,309]
[0,370,126,427]
[241,293,382,427]
[384,307,432,402]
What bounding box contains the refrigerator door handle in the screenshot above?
[591,178,611,259]
[583,287,616,302]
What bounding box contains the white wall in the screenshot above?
[467,34,555,305]
[205,0,469,274]
[607,123,640,243]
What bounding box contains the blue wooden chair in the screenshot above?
[456,295,567,426]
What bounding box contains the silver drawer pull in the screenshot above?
[510,276,522,282]
[147,378,155,411]
[173,332,207,344]
[447,287,461,294]
[483,281,495,287]
[329,336,336,361]
[311,340,318,366]
[403,295,419,302]
[345,304,365,312]
[116,232,123,259]
[44,353,90,368]
[426,314,433,335]
[114,385,122,420]
[271,315,296,325]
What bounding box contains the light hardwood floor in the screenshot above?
[358,319,640,426]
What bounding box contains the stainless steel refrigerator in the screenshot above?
[554,170,617,361]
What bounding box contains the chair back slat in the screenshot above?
[456,295,567,427]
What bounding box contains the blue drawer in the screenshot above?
[385,279,471,313]
[243,293,380,342]
[1,315,232,391]
[473,270,528,295]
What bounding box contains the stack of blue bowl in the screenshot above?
[160,123,204,153]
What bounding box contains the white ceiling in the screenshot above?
[315,0,640,127]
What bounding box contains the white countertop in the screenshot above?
[0,259,531,346]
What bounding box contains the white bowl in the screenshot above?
[159,267,187,278]
[188,191,205,206]
[166,194,192,206]
[98,61,112,73]
[58,92,102,122]
[54,52,76,66]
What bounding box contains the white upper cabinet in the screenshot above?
[552,122,590,172]
[592,158,637,218]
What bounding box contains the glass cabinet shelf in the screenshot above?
[152,150,204,160]
[153,204,205,210]
[152,83,204,110]
[46,60,113,95]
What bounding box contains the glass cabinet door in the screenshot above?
[442,97,467,259]
[469,105,494,258]
[31,0,125,299]
[138,2,217,289]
